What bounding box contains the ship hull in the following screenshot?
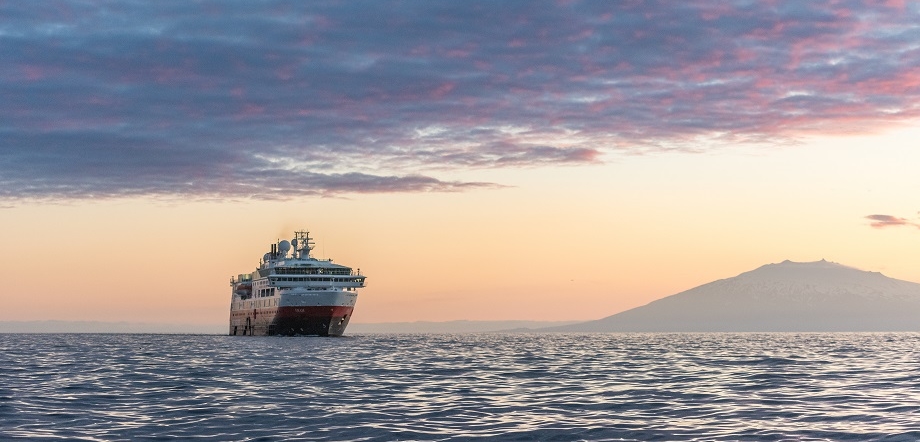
[230,305,354,337]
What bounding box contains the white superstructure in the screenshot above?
[229,229,366,336]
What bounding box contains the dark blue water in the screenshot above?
[2,333,920,441]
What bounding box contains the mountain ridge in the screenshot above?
[547,260,920,332]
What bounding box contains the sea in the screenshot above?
[2,333,919,441]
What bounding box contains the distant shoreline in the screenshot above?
[0,320,582,334]
[0,320,226,334]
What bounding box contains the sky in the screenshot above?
[2,1,920,326]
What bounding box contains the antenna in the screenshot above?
[293,230,315,259]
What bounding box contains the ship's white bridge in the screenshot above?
[270,261,366,290]
[229,229,366,301]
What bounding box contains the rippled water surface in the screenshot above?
[2,333,920,441]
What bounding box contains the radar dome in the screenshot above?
[291,238,299,248]
[278,240,291,254]
[263,252,271,261]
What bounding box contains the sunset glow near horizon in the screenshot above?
[3,2,920,326]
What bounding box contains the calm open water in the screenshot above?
[2,333,920,441]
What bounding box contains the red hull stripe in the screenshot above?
[229,305,355,336]
[275,305,354,319]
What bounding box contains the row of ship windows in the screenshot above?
[277,287,358,292]
[234,299,279,310]
[272,277,362,283]
[275,268,353,275]
[247,286,357,299]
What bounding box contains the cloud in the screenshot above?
[2,1,919,200]
[866,214,920,229]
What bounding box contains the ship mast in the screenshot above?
[292,230,315,259]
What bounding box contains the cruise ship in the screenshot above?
[229,230,366,336]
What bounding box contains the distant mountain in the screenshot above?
[549,260,920,332]
[348,320,581,334]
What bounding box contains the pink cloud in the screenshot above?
[5,2,920,200]
[866,215,920,229]
[20,65,47,81]
[431,82,455,99]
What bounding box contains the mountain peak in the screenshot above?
[739,260,879,285]
[550,259,920,332]
[750,259,860,273]
[774,259,842,267]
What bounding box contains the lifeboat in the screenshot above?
[234,283,252,296]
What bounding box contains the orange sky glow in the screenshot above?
[3,2,920,327]
[3,129,920,326]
